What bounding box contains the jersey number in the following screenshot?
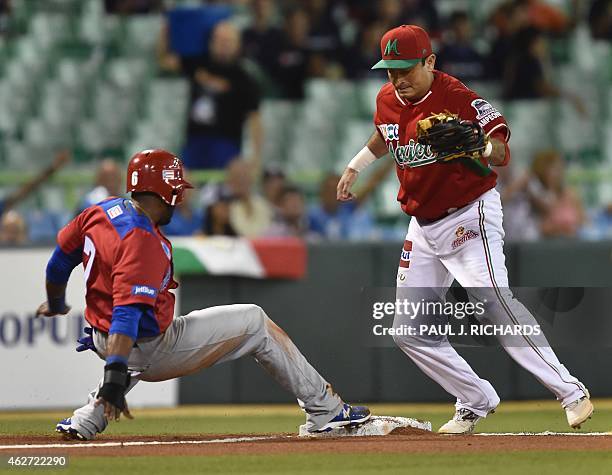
[83,236,96,283]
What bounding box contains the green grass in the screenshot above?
[1,402,611,475]
[3,453,612,475]
[1,401,610,436]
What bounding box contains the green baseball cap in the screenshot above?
[372,25,433,70]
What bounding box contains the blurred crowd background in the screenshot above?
[0,0,610,245]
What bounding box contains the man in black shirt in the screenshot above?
[184,21,263,170]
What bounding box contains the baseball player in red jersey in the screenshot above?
[37,149,369,440]
[337,25,593,434]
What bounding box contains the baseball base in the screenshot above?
[298,415,432,438]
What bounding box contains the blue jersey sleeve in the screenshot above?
[46,245,83,285]
[109,304,148,341]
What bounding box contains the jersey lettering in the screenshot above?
[83,235,96,284]
[389,139,436,168]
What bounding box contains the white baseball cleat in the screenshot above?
[438,408,482,434]
[565,392,594,429]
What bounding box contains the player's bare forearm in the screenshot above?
[96,332,134,421]
[338,131,388,201]
[36,281,71,317]
[106,333,135,360]
[366,131,389,159]
[488,138,506,166]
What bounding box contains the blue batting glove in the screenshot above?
[76,327,96,353]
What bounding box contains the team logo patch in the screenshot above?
[132,285,158,298]
[452,226,479,249]
[162,169,176,181]
[106,205,123,220]
[378,123,399,141]
[399,240,413,268]
[471,99,502,127]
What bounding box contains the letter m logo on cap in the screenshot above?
[384,39,400,56]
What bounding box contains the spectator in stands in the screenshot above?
[402,0,440,33]
[309,173,375,240]
[517,0,574,35]
[76,159,123,214]
[528,150,585,238]
[202,192,236,236]
[502,27,587,115]
[0,0,10,37]
[436,11,485,83]
[262,165,286,210]
[272,8,312,99]
[242,0,284,83]
[0,210,27,245]
[184,21,263,170]
[301,0,344,78]
[487,1,529,80]
[266,185,312,238]
[365,0,439,34]
[0,151,69,218]
[226,158,272,237]
[344,21,387,79]
[162,179,204,236]
[200,158,272,237]
[104,0,162,14]
[591,203,612,238]
[497,166,540,241]
[589,0,612,40]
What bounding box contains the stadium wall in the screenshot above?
[177,241,612,404]
[1,241,610,408]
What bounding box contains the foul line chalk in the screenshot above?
[2,431,611,450]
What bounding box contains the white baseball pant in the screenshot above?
[68,304,343,438]
[393,188,587,417]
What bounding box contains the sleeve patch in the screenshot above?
[107,205,124,220]
[471,99,502,127]
[131,285,158,298]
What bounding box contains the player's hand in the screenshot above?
[35,301,71,318]
[95,397,133,422]
[337,167,359,201]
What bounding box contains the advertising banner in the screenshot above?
[0,249,176,410]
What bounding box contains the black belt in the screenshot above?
[416,210,454,226]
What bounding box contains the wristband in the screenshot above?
[347,146,377,172]
[106,354,128,366]
[97,362,130,411]
[48,295,66,313]
[482,141,493,158]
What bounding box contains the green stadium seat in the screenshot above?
[357,78,386,118]
[124,15,163,54]
[30,13,69,49]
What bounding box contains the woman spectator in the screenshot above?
[529,150,585,238]
[502,27,586,115]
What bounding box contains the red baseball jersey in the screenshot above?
[374,70,511,220]
[57,197,177,335]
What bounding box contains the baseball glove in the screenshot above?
[416,112,491,175]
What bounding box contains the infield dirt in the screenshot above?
[2,429,612,457]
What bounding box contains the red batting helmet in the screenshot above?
[126,149,193,206]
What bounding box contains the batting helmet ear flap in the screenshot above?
[127,149,193,205]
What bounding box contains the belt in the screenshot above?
[415,207,459,226]
[93,328,158,347]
